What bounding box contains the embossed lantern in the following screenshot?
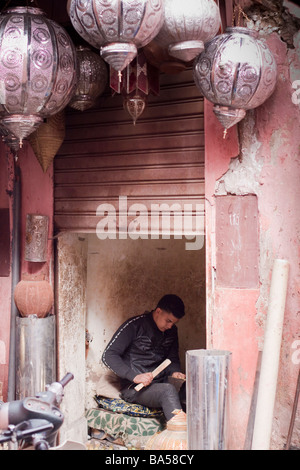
[69,45,108,111]
[67,0,164,75]
[0,7,77,146]
[155,0,221,62]
[194,27,277,136]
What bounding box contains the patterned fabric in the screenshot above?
[94,396,164,418]
[86,408,165,448]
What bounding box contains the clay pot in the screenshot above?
[14,279,54,318]
[145,409,187,450]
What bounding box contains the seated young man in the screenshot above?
[102,294,186,422]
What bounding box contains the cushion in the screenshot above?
[94,396,164,418]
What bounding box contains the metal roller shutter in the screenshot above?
[54,68,204,240]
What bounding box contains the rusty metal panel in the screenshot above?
[216,195,259,288]
[0,208,10,277]
[54,69,205,234]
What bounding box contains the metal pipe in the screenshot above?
[7,165,21,401]
[186,349,232,450]
[252,259,289,450]
[16,315,56,400]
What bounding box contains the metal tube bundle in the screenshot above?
[186,349,232,450]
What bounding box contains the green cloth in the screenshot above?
[86,407,165,448]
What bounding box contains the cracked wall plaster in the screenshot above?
[215,112,263,196]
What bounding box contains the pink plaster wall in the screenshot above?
[205,32,300,449]
[18,143,54,281]
[0,142,54,401]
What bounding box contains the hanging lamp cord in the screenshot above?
[1,0,40,14]
[1,0,12,13]
[232,4,251,27]
[26,0,40,7]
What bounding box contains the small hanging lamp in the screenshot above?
[155,0,221,62]
[110,50,160,124]
[69,46,108,112]
[193,7,277,137]
[123,92,148,125]
[67,0,164,77]
[0,6,78,147]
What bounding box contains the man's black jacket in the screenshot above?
[102,311,181,388]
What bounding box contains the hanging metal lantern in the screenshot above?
[155,0,221,63]
[69,46,108,111]
[0,6,78,147]
[67,0,164,75]
[194,27,277,137]
[110,50,159,123]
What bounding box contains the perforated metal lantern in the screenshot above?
[69,46,108,111]
[110,50,159,123]
[194,27,277,136]
[0,7,78,146]
[67,0,164,74]
[123,91,147,124]
[155,0,221,62]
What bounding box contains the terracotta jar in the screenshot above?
[145,410,187,450]
[14,277,54,318]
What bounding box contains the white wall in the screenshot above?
[85,234,206,409]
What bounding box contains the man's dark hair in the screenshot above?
[156,294,185,319]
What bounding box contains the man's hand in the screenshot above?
[171,372,186,380]
[133,372,153,388]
